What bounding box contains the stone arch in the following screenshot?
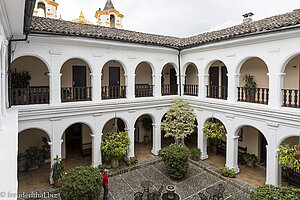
[278,133,300,147]
[135,62,154,97]
[183,62,199,96]
[161,62,179,75]
[59,57,94,74]
[236,56,270,75]
[101,59,128,75]
[18,126,52,141]
[13,54,52,74]
[134,61,155,75]
[60,121,95,139]
[102,117,129,133]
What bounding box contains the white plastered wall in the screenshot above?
[284,55,300,89]
[101,60,125,87]
[135,62,152,85]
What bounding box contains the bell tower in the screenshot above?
[33,0,59,19]
[95,0,124,29]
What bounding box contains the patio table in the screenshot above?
[141,180,154,193]
[206,184,224,200]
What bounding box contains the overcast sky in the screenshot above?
[56,0,300,37]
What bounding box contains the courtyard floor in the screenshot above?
[204,153,266,188]
[99,161,251,200]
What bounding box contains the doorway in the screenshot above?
[259,132,267,167]
[65,123,82,158]
[109,67,120,98]
[72,66,86,87]
[170,68,177,95]
[221,66,228,99]
[209,67,219,98]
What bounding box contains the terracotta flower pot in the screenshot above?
[246,161,254,168]
[212,145,217,154]
[54,180,61,188]
[192,155,199,161]
[223,173,229,177]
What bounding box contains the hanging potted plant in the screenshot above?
[190,148,201,161]
[203,121,226,153]
[243,74,257,102]
[277,144,300,171]
[242,153,258,168]
[51,155,64,188]
[101,131,130,168]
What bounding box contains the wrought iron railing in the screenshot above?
[282,89,300,108]
[61,87,92,102]
[12,87,49,105]
[184,84,198,96]
[135,84,153,97]
[161,84,178,96]
[237,87,269,105]
[102,86,126,100]
[206,85,228,100]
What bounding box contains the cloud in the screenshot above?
[55,0,300,37]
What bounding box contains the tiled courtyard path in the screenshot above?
[101,161,251,200]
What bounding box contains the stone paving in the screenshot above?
[100,161,251,200]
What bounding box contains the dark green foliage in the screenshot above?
[11,69,31,88]
[190,148,201,157]
[242,153,258,164]
[60,166,103,200]
[159,144,190,180]
[19,137,50,170]
[52,156,64,181]
[101,131,130,159]
[250,185,300,200]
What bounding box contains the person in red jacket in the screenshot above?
[102,169,111,200]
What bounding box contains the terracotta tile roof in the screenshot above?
[30,9,300,49]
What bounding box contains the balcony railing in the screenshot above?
[161,84,178,96]
[61,87,92,102]
[184,84,198,96]
[12,87,49,105]
[102,86,126,100]
[135,84,153,97]
[237,87,269,105]
[206,85,228,100]
[282,89,300,108]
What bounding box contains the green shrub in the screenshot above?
[190,148,201,157]
[159,144,190,180]
[250,185,300,200]
[60,166,102,200]
[228,169,236,178]
[242,153,258,164]
[219,166,229,176]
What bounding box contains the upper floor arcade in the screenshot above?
[8,27,300,114]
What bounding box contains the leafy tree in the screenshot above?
[161,99,196,144]
[101,131,130,159]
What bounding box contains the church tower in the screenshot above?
[33,0,59,19]
[72,10,93,24]
[95,0,124,29]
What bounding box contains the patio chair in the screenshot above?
[198,192,208,200]
[153,185,163,197]
[134,192,143,200]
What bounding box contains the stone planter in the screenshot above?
[192,155,199,161]
[111,157,119,168]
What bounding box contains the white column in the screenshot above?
[268,71,282,109]
[126,126,135,158]
[151,121,161,155]
[91,73,101,103]
[225,134,240,173]
[49,72,61,105]
[228,73,239,103]
[125,73,134,99]
[201,74,209,99]
[49,51,62,106]
[198,125,208,160]
[91,132,101,167]
[49,133,63,184]
[181,74,186,96]
[197,74,201,97]
[155,73,161,97]
[265,145,280,185]
[152,74,156,97]
[1,40,7,118]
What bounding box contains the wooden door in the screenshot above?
[209,67,219,98]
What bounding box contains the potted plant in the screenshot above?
[219,166,229,177]
[51,155,64,188]
[243,74,257,102]
[101,131,130,168]
[203,122,226,153]
[277,144,300,171]
[228,169,236,178]
[190,148,201,161]
[126,155,138,166]
[242,153,258,168]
